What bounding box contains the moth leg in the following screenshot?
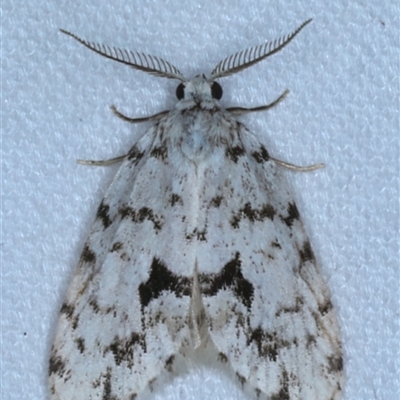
[227,89,289,115]
[227,89,324,172]
[77,155,127,166]
[271,157,325,172]
[76,106,171,166]
[111,105,169,123]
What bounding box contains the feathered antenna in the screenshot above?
[60,29,185,81]
[210,19,312,80]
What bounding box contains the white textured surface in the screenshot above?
[3,1,398,400]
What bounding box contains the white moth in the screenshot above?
[50,19,343,400]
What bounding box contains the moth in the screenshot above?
[49,19,343,400]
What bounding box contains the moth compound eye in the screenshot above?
[176,83,185,100]
[211,82,223,100]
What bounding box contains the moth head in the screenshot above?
[175,75,223,102]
